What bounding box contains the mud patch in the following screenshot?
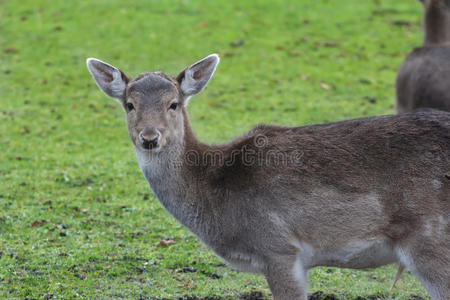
[240,291,264,300]
[309,291,339,300]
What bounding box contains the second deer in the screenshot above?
[397,0,450,113]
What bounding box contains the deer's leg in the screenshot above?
[397,237,450,300]
[264,256,308,300]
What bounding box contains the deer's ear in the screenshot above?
[176,54,219,100]
[86,58,128,101]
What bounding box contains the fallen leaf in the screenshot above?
[159,239,176,246]
[31,220,46,227]
[21,126,30,134]
[4,47,18,54]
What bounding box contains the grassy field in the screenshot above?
[0,0,432,299]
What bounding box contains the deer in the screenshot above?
[396,0,450,113]
[87,54,450,300]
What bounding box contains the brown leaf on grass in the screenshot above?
[179,279,194,289]
[314,41,340,48]
[159,239,176,246]
[21,126,30,134]
[31,220,46,227]
[4,47,18,54]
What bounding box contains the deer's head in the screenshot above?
[86,54,219,153]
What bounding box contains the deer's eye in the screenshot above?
[126,102,135,111]
[169,102,178,110]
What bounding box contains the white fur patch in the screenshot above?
[424,219,433,237]
[226,252,264,273]
[110,68,126,97]
[431,179,442,190]
[293,254,307,287]
[437,215,447,233]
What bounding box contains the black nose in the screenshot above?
[139,132,160,149]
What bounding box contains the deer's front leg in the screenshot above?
[264,256,308,300]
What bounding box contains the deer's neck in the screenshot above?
[135,110,216,239]
[424,3,450,46]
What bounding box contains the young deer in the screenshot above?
[87,54,450,300]
[396,0,450,113]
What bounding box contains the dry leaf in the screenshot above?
[31,220,46,227]
[159,239,176,246]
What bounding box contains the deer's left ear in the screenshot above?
[176,54,220,102]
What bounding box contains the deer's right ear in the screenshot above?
[86,58,128,101]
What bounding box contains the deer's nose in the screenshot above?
[139,129,160,150]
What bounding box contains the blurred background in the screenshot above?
[0,0,430,299]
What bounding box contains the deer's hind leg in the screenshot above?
[263,256,308,300]
[396,235,450,300]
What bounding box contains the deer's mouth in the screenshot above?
[142,139,158,150]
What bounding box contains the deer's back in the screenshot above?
[211,110,449,191]
[397,46,450,113]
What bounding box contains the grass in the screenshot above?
[0,0,431,299]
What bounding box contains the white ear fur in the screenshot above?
[179,54,220,102]
[86,58,127,100]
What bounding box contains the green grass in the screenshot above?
[0,0,431,299]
